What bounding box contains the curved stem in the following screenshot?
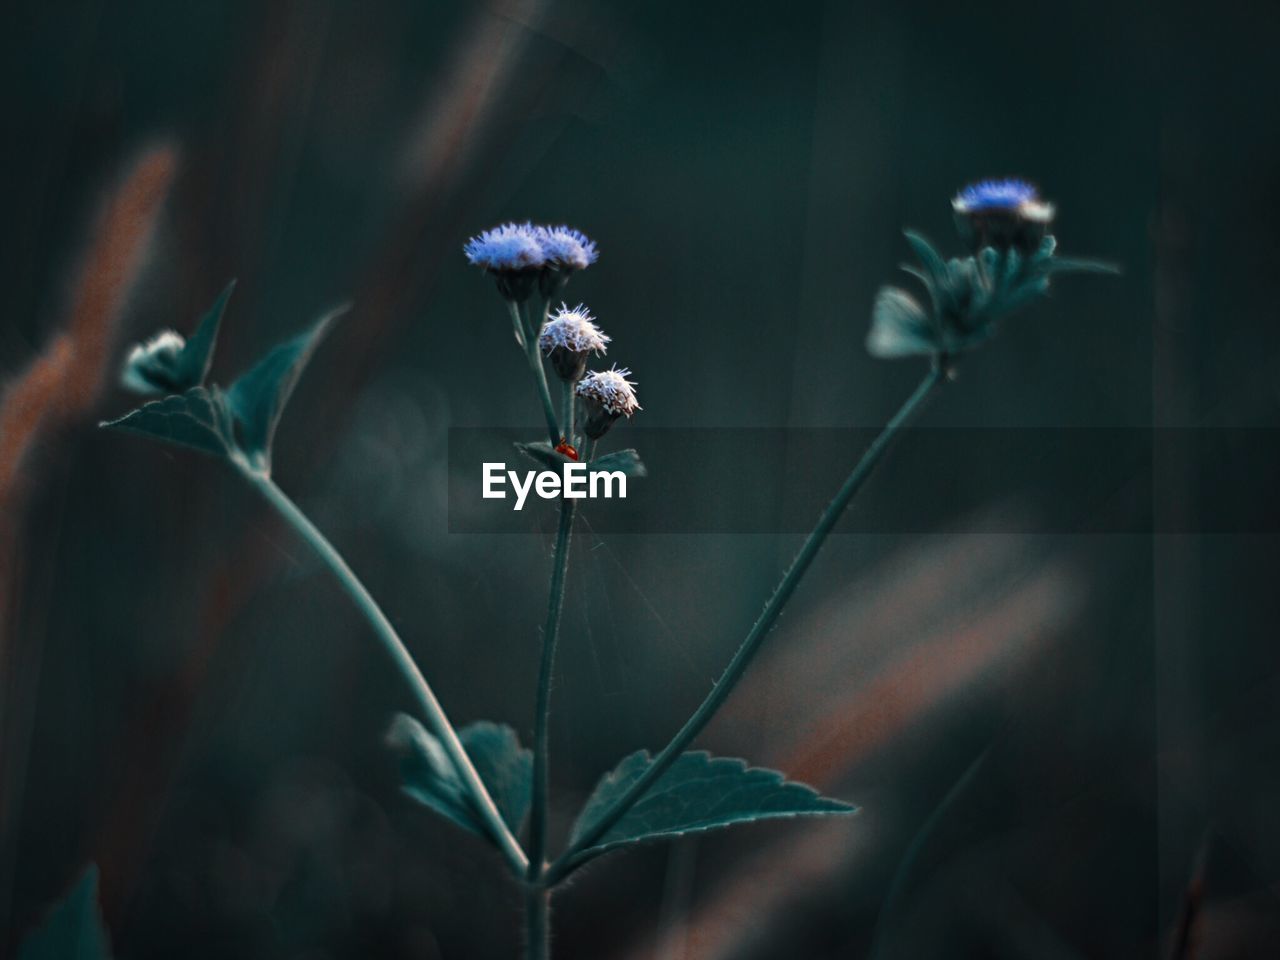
[237,460,530,877]
[529,495,577,876]
[546,365,945,883]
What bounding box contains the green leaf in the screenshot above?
[99,386,235,458]
[18,864,112,960]
[902,230,947,291]
[1043,256,1122,276]
[866,287,938,358]
[388,714,532,839]
[174,280,235,388]
[588,448,646,477]
[226,305,346,472]
[515,440,572,470]
[460,722,533,834]
[567,750,856,866]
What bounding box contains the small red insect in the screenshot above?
[555,439,579,461]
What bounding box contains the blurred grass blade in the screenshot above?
[18,864,112,960]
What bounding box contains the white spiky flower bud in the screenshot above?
[539,303,610,382]
[120,329,187,395]
[576,366,640,439]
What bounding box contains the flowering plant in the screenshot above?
[80,185,1114,957]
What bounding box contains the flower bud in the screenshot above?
[952,179,1055,255]
[120,330,187,395]
[539,303,610,382]
[576,366,640,440]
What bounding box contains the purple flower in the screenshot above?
[536,226,599,271]
[952,178,1055,254]
[464,222,546,272]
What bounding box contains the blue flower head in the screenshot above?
[952,178,1055,255]
[537,226,598,271]
[952,178,1040,212]
[464,222,546,300]
[464,221,545,271]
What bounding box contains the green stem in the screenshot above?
[561,380,576,448]
[236,458,530,877]
[546,364,945,882]
[524,885,550,959]
[529,495,576,876]
[513,300,560,444]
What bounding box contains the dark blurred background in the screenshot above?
[2,0,1279,957]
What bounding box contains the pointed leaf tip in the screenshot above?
[174,279,236,387]
[567,750,856,869]
[226,303,348,471]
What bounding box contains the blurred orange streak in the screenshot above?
[399,0,544,187]
[91,0,557,923]
[621,530,1080,960]
[0,143,176,940]
[785,571,1073,785]
[0,145,177,508]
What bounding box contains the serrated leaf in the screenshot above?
[388,714,531,840]
[226,305,346,472]
[174,280,235,388]
[18,864,112,960]
[866,287,938,358]
[567,750,856,866]
[588,448,646,477]
[515,440,572,470]
[100,386,234,458]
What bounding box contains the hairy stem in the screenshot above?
[546,364,945,881]
[237,459,529,877]
[525,886,550,959]
[529,495,576,876]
